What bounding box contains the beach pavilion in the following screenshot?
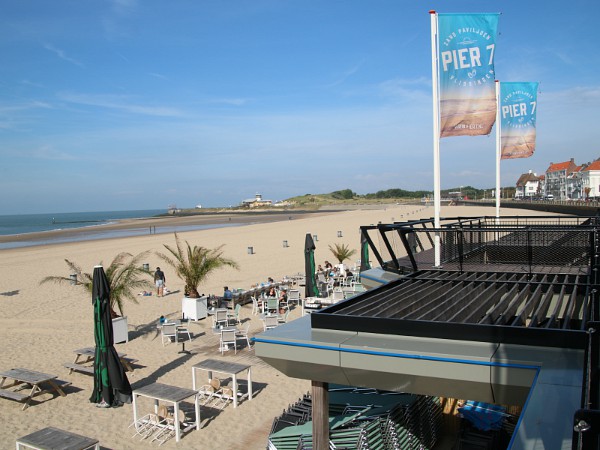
[254,215,600,449]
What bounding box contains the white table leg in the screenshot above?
[195,393,201,430]
[132,393,139,431]
[248,367,253,401]
[232,374,238,408]
[174,402,181,442]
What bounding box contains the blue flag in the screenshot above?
[437,13,500,138]
[500,82,539,159]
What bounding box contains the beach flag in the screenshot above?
[435,13,500,138]
[499,81,539,159]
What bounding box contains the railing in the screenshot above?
[359,215,600,449]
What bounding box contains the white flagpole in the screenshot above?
[430,10,441,267]
[495,80,501,218]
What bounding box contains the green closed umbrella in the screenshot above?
[360,232,371,272]
[304,234,319,298]
[90,265,132,407]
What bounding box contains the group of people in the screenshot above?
[316,261,353,279]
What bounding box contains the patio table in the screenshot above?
[192,359,253,408]
[16,426,99,450]
[132,382,200,443]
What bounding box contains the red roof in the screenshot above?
[583,160,600,172]
[547,161,572,172]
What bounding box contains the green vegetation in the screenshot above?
[40,252,153,317]
[157,233,239,299]
[328,243,357,265]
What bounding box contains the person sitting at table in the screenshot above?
[267,286,277,297]
[278,290,288,314]
[221,286,233,308]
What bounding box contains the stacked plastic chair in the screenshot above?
[267,387,443,450]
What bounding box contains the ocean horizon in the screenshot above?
[0,209,246,250]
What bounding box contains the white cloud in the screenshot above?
[57,92,185,117]
[43,43,84,67]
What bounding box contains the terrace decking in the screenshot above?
[255,215,600,450]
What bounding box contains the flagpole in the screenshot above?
[495,80,501,219]
[430,10,441,267]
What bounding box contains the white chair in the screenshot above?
[287,289,301,307]
[277,309,291,324]
[213,309,229,328]
[236,323,252,350]
[220,329,237,355]
[177,320,192,342]
[332,287,345,302]
[266,298,279,314]
[263,315,279,331]
[251,296,260,315]
[161,323,178,346]
[227,304,242,326]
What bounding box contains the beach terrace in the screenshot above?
[255,215,600,449]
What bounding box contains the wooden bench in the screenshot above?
[0,388,28,402]
[63,363,94,375]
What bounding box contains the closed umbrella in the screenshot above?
[90,265,132,407]
[360,232,371,272]
[304,233,319,298]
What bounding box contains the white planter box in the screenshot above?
[112,316,129,343]
[182,296,208,321]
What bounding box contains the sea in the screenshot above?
[0,209,241,250]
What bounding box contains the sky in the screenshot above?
[1,0,599,214]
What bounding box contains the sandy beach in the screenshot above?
[0,204,549,450]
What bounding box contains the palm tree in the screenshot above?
[157,233,239,298]
[40,252,153,317]
[328,243,357,265]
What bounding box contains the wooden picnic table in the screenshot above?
[64,347,137,375]
[192,359,253,408]
[0,368,69,410]
[132,382,200,443]
[16,426,99,450]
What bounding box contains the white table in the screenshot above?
[132,383,200,442]
[192,359,252,408]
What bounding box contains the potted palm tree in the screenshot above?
[328,243,357,270]
[40,252,153,343]
[157,233,239,320]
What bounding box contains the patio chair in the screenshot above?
[177,320,192,342]
[213,309,229,328]
[160,323,178,346]
[227,304,242,326]
[277,309,291,324]
[251,296,260,315]
[266,298,279,313]
[130,412,163,440]
[236,323,252,350]
[197,378,223,406]
[332,287,345,302]
[263,315,279,331]
[220,329,237,355]
[287,289,301,307]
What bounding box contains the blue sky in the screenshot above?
[2,0,599,214]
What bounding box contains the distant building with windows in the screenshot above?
[582,160,600,199]
[515,171,541,199]
[545,159,578,200]
[241,193,273,208]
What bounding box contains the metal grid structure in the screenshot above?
[315,216,600,448]
[360,215,598,276]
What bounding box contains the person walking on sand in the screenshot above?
[154,267,166,297]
